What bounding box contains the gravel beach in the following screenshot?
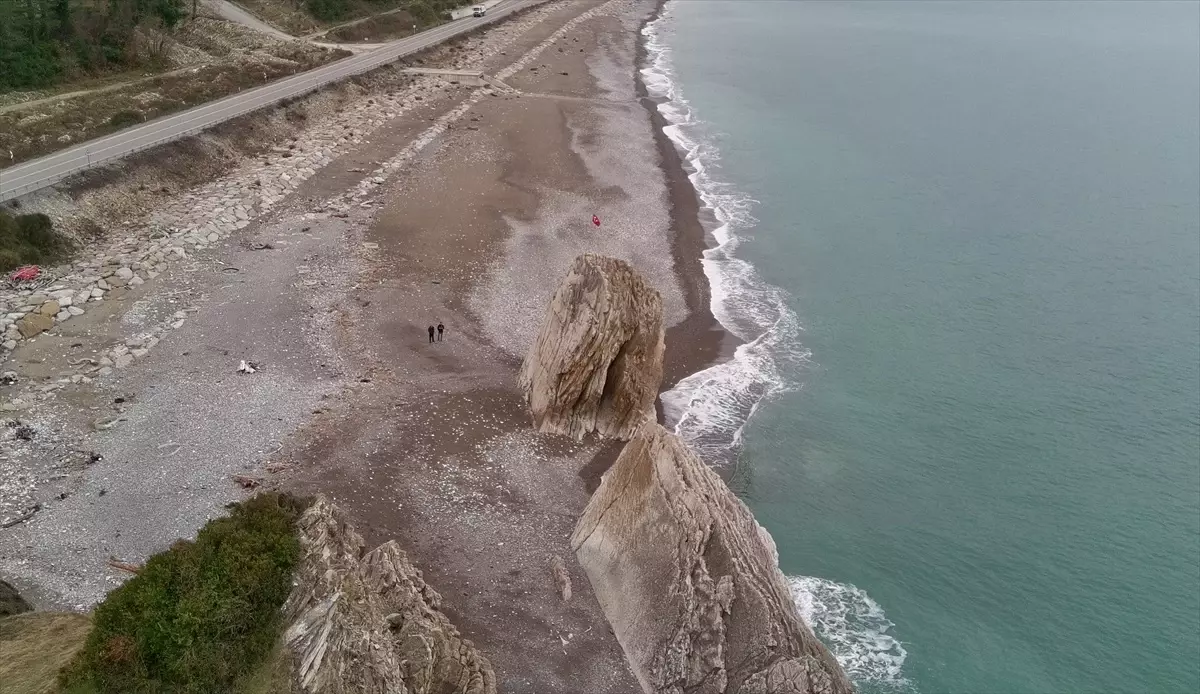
[0,0,729,690]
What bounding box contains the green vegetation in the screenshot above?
[304,0,460,24]
[0,210,71,272]
[0,612,93,694]
[59,493,310,694]
[0,1,194,92]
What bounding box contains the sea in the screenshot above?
[646,1,1200,692]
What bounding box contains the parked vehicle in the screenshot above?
[473,6,486,17]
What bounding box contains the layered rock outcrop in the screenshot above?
[282,498,495,694]
[571,423,854,694]
[519,254,664,440]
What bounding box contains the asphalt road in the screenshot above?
[0,0,534,203]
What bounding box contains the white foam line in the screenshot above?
[791,575,912,690]
[642,3,807,463]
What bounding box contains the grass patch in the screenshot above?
[0,210,72,272]
[322,10,430,42]
[0,45,348,169]
[59,493,310,694]
[0,612,93,694]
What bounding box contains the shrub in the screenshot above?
[60,493,311,694]
[108,109,145,129]
[0,210,70,272]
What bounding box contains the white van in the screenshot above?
[473,6,486,17]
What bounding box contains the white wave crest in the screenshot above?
[791,576,912,691]
[642,7,808,462]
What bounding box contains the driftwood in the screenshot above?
[231,474,261,489]
[1,503,41,529]
[107,557,142,574]
[549,555,572,602]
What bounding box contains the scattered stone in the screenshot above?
[550,555,572,602]
[68,306,85,316]
[237,360,258,374]
[115,267,134,280]
[0,371,16,385]
[16,314,54,338]
[114,354,134,369]
[231,475,261,489]
[36,300,60,317]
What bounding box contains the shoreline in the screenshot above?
[641,0,739,397]
[581,0,739,491]
[2,0,745,689]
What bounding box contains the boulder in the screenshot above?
[16,313,54,338]
[0,578,33,617]
[518,254,664,441]
[571,424,854,694]
[283,497,495,694]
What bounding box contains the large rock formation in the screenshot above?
[519,254,665,440]
[571,423,854,694]
[282,498,495,694]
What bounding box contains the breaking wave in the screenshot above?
[642,5,912,690]
[642,4,809,464]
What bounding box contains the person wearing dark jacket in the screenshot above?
[427,325,436,343]
[437,322,445,341]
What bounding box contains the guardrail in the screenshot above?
[0,0,537,203]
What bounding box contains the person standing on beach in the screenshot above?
[428,325,436,343]
[437,322,445,342]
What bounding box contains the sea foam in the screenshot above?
[643,5,910,689]
[642,7,808,464]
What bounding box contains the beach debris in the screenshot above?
[0,371,16,386]
[550,555,572,601]
[107,557,142,574]
[237,360,258,374]
[592,214,601,227]
[362,242,379,249]
[231,474,261,489]
[9,265,40,283]
[1,503,41,529]
[265,461,290,474]
[248,241,274,250]
[13,423,35,441]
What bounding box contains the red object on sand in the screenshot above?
[592,215,601,227]
[10,265,40,282]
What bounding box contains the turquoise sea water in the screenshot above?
[648,2,1200,692]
